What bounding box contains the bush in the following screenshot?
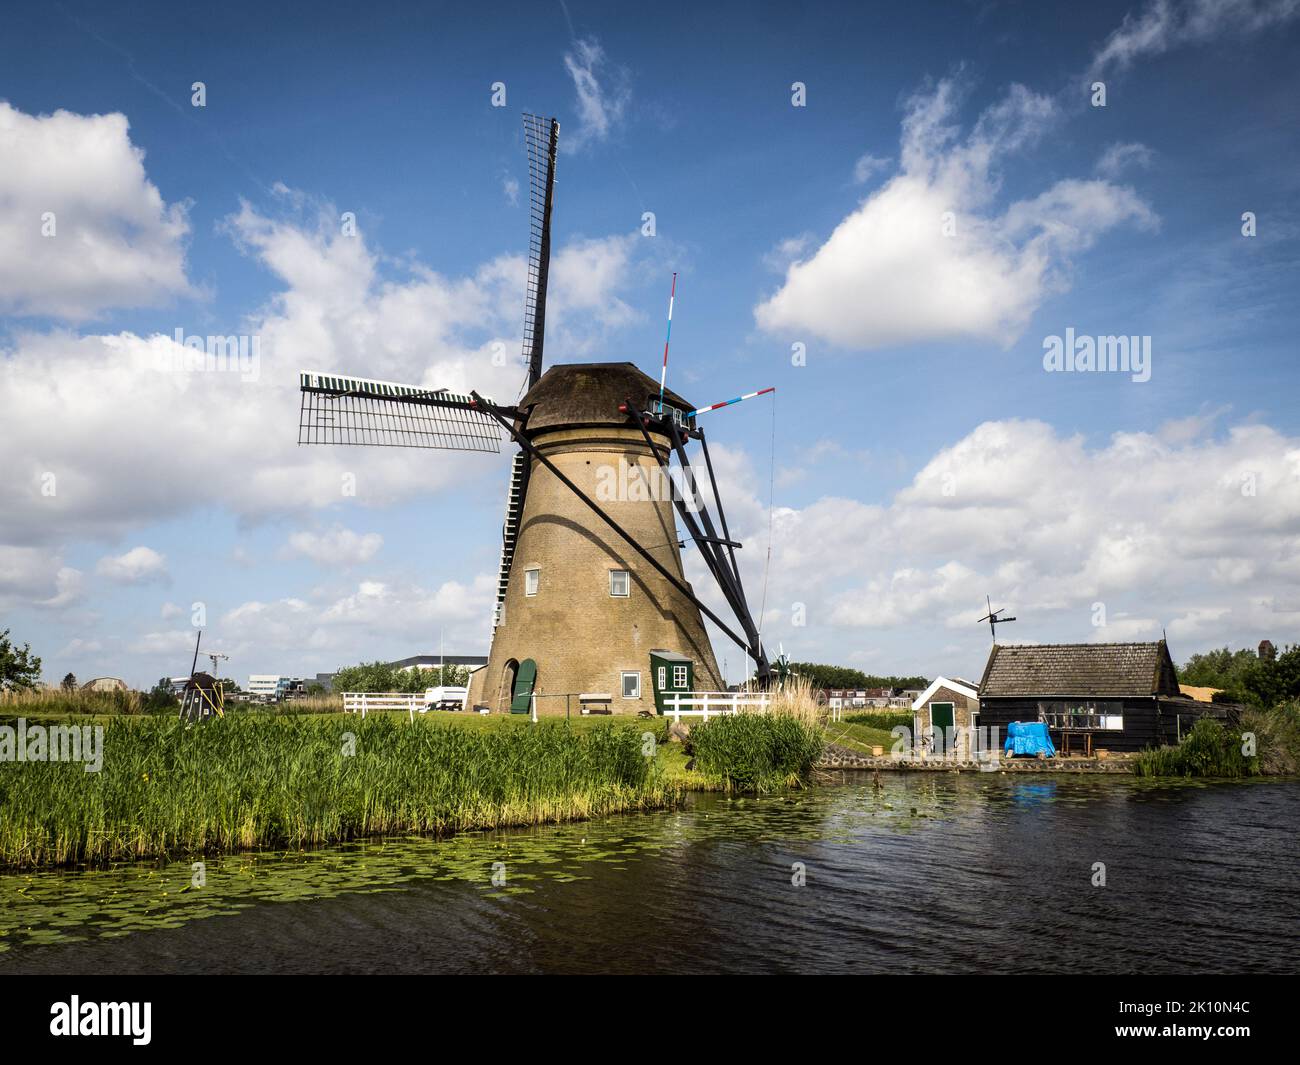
[688,713,823,792]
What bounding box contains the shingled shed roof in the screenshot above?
[518,362,694,433]
[979,641,1180,698]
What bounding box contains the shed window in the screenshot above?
[657,666,666,690]
[621,671,641,699]
[1037,700,1125,731]
[524,568,540,597]
[609,569,630,597]
[673,664,688,688]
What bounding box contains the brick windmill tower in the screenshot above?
[298,115,771,713]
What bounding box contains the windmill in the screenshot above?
[297,114,774,714]
[978,595,1017,642]
[178,630,224,722]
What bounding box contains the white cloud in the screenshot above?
[129,629,202,657]
[0,193,650,557]
[563,37,631,151]
[762,234,814,272]
[283,526,383,567]
[39,567,86,608]
[852,153,891,184]
[211,573,496,672]
[0,102,192,319]
[0,546,82,610]
[695,417,1300,679]
[96,545,168,584]
[1089,0,1300,77]
[503,175,520,206]
[754,79,1156,350]
[1095,141,1155,179]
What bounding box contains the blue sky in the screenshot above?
[2,0,1299,689]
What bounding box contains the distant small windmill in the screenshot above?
[978,595,1016,642]
[178,630,224,722]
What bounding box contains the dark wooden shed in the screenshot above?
[977,640,1225,754]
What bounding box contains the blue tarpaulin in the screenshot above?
[1004,721,1056,758]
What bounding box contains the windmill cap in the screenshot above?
[518,362,694,433]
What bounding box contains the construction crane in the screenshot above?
[202,651,229,676]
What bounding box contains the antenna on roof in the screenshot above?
[978,595,1016,643]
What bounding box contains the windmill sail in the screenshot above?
[520,114,559,391]
[297,372,503,452]
[494,114,559,625]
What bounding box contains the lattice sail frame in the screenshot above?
[297,372,503,452]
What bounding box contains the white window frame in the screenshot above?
[524,567,540,597]
[609,569,630,597]
[657,666,666,691]
[621,671,641,699]
[672,664,688,689]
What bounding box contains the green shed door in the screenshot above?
[931,702,954,730]
[510,659,537,714]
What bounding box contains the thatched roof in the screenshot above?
[519,362,694,433]
[979,641,1180,698]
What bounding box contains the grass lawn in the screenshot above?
[822,719,898,755]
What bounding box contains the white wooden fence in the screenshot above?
[342,692,424,721]
[660,690,772,722]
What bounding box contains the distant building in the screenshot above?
[80,677,129,693]
[912,677,981,758]
[978,641,1227,755]
[389,654,488,672]
[248,675,293,701]
[824,686,920,710]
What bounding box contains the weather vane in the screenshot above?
[978,595,1016,642]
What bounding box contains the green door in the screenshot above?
[931,702,954,731]
[510,659,537,714]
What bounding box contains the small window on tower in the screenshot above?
[621,671,641,699]
[609,569,630,597]
[524,568,539,597]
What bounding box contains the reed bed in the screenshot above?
[763,675,824,726]
[0,687,147,716]
[687,711,824,793]
[1133,718,1259,778]
[0,715,674,868]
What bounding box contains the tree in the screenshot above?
[0,629,42,691]
[142,678,179,714]
[784,662,929,691]
[62,672,78,691]
[1181,643,1300,710]
[331,661,470,693]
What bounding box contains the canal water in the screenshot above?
[1,774,1296,974]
